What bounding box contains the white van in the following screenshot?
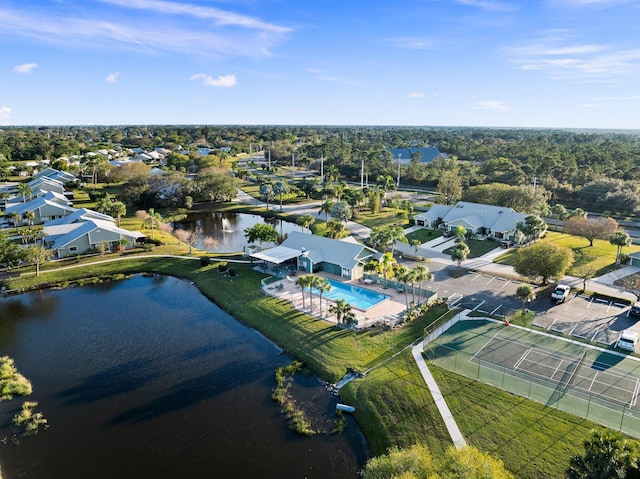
[616,330,639,352]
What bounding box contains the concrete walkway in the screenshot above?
[412,340,466,449]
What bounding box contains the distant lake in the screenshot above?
[0,275,367,479]
[173,212,310,253]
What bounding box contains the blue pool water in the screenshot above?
[313,278,389,311]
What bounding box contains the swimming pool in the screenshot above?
[313,278,390,311]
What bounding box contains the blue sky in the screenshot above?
[2,0,640,129]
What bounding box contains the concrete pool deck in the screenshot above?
[262,271,409,328]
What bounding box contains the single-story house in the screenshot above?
[27,176,66,195]
[4,191,76,225]
[253,231,377,280]
[44,207,116,226]
[413,201,529,242]
[44,218,145,258]
[34,167,76,184]
[627,252,640,268]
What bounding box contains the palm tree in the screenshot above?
[329,299,353,325]
[16,183,33,203]
[296,214,315,232]
[273,181,289,212]
[567,429,638,479]
[324,164,339,184]
[10,211,21,231]
[451,242,470,269]
[259,183,275,210]
[96,196,113,214]
[110,201,127,227]
[516,285,535,311]
[295,275,312,309]
[319,200,334,222]
[315,277,331,317]
[380,252,397,288]
[413,265,433,303]
[395,265,412,309]
[609,230,631,264]
[23,210,35,226]
[145,208,163,240]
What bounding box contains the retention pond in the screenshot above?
[0,274,367,478]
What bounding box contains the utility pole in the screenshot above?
[292,153,295,179]
[397,154,402,188]
[320,155,324,184]
[361,159,364,189]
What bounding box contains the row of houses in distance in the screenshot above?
[1,168,144,258]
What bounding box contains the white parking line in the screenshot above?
[591,328,600,342]
[486,277,495,285]
[500,280,511,289]
[587,297,595,308]
[470,274,481,282]
[490,305,502,315]
[548,318,557,330]
[472,300,486,311]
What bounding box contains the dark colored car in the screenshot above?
[630,302,640,317]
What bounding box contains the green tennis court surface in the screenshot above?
[424,319,640,438]
[472,334,640,407]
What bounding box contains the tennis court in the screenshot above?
[472,334,640,408]
[424,318,640,438]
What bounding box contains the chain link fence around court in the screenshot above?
[423,328,640,439]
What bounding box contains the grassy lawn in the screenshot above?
[342,349,612,479]
[443,239,501,259]
[493,231,640,276]
[431,366,605,479]
[405,228,442,244]
[354,208,407,229]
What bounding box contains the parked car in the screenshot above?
[615,330,639,352]
[630,302,640,317]
[551,284,571,303]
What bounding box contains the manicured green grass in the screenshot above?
[340,350,452,458]
[431,366,607,479]
[493,231,640,276]
[354,208,406,229]
[405,228,442,244]
[443,239,500,259]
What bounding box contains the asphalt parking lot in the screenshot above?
[532,291,640,347]
[424,264,640,349]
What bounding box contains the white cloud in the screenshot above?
[0,106,12,125]
[0,5,289,59]
[454,0,517,11]
[390,37,436,50]
[508,33,640,81]
[100,0,290,34]
[474,100,511,111]
[13,63,38,74]
[106,72,120,84]
[409,92,424,98]
[190,73,237,87]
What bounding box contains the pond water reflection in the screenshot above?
[0,275,367,479]
[173,212,310,253]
